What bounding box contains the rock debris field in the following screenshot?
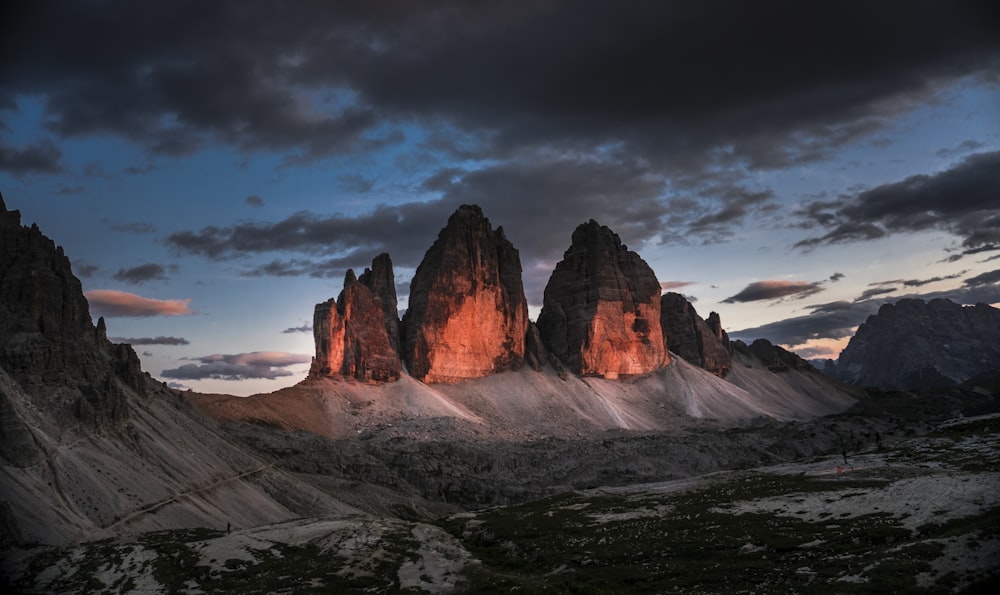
[5,413,998,594]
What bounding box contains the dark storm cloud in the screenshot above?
[168,156,672,302]
[161,351,311,381]
[730,300,872,347]
[74,262,99,278]
[686,187,776,241]
[964,268,1000,287]
[337,174,375,193]
[900,271,968,287]
[282,324,312,334]
[3,1,997,171]
[829,272,845,282]
[936,139,985,158]
[244,194,265,207]
[55,185,84,195]
[731,284,1000,347]
[0,140,63,174]
[112,263,169,285]
[168,201,451,270]
[721,281,824,304]
[854,286,897,302]
[796,151,1000,251]
[111,336,189,346]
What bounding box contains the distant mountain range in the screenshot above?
[822,298,1000,389]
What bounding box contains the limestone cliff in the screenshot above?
[401,205,528,383]
[0,195,143,432]
[660,292,732,377]
[831,298,1000,389]
[312,258,402,383]
[537,220,667,378]
[357,253,401,354]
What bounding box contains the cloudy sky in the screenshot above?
[3,1,999,395]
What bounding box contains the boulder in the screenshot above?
[401,205,528,383]
[537,220,667,378]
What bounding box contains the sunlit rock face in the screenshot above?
[660,292,732,377]
[537,220,667,378]
[401,205,528,383]
[357,253,401,355]
[311,257,402,383]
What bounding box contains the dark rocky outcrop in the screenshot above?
[660,292,732,377]
[357,253,401,354]
[311,257,402,383]
[0,195,143,433]
[401,205,529,383]
[733,339,815,373]
[537,220,667,378]
[830,298,1000,389]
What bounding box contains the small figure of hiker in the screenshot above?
[840,449,854,471]
[226,522,231,534]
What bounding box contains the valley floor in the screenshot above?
[4,413,998,594]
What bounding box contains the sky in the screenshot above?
[2,1,999,396]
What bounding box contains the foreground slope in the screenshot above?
[7,411,998,593]
[190,350,855,441]
[0,199,362,547]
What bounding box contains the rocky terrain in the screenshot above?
[3,196,998,593]
[5,405,998,593]
[826,298,1000,389]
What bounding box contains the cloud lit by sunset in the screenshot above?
[85,290,193,317]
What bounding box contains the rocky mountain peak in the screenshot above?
[357,253,400,354]
[401,204,528,383]
[659,292,732,377]
[311,257,402,383]
[0,197,144,431]
[831,298,1000,389]
[537,220,667,378]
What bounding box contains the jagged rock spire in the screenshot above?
[401,205,528,383]
[537,220,667,378]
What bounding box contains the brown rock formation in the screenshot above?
[401,205,528,383]
[0,195,143,432]
[357,253,401,354]
[660,292,732,377]
[311,260,402,383]
[537,220,667,378]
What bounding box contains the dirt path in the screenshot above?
[104,464,274,530]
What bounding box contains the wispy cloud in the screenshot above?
[161,351,311,381]
[281,324,312,334]
[721,280,824,304]
[112,263,171,285]
[111,336,189,345]
[85,289,193,317]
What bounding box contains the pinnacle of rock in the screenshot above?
[537,220,667,378]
